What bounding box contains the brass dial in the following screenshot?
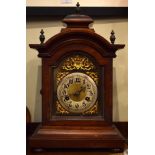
[57,72,97,113]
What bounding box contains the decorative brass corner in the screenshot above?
[56,101,69,114]
[83,102,98,115]
[86,72,98,85]
[62,55,95,71]
[56,71,69,85]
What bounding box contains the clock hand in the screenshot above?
[68,91,79,97]
[80,86,86,92]
[73,86,86,96]
[69,86,86,98]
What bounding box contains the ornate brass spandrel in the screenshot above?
[56,71,70,85]
[83,101,98,115]
[86,72,98,85]
[56,101,69,114]
[62,55,95,71]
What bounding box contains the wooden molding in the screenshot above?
[26,122,128,142]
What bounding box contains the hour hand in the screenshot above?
[80,86,86,92]
[74,87,86,96]
[72,91,80,97]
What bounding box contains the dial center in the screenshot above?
[68,83,86,102]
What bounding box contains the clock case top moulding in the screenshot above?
[29,5,125,151]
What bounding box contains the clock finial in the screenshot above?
[39,29,45,44]
[110,30,116,44]
[76,2,80,14]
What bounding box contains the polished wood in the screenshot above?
[115,122,128,143]
[29,10,125,151]
[27,148,125,155]
[29,125,125,148]
[27,122,127,154]
[27,122,128,141]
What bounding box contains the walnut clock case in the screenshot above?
[29,11,125,151]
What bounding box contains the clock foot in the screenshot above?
[31,148,44,153]
[111,148,124,153]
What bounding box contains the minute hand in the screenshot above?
[73,87,86,96]
[77,86,86,94]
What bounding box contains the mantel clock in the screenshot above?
[29,3,126,152]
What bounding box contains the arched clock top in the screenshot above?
[30,30,124,58]
[29,11,125,58]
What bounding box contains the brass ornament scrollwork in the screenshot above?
[56,101,69,114]
[62,55,95,71]
[86,72,98,85]
[83,102,98,115]
[56,71,69,85]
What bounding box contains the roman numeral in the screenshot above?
[82,102,86,107]
[64,84,69,89]
[83,79,86,84]
[89,90,93,96]
[75,78,81,83]
[87,84,91,89]
[62,90,67,95]
[75,104,79,109]
[68,79,73,84]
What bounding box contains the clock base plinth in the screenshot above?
[29,124,125,152]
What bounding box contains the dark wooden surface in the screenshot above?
[26,7,128,19]
[27,122,128,141]
[27,148,125,155]
[27,122,127,155]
